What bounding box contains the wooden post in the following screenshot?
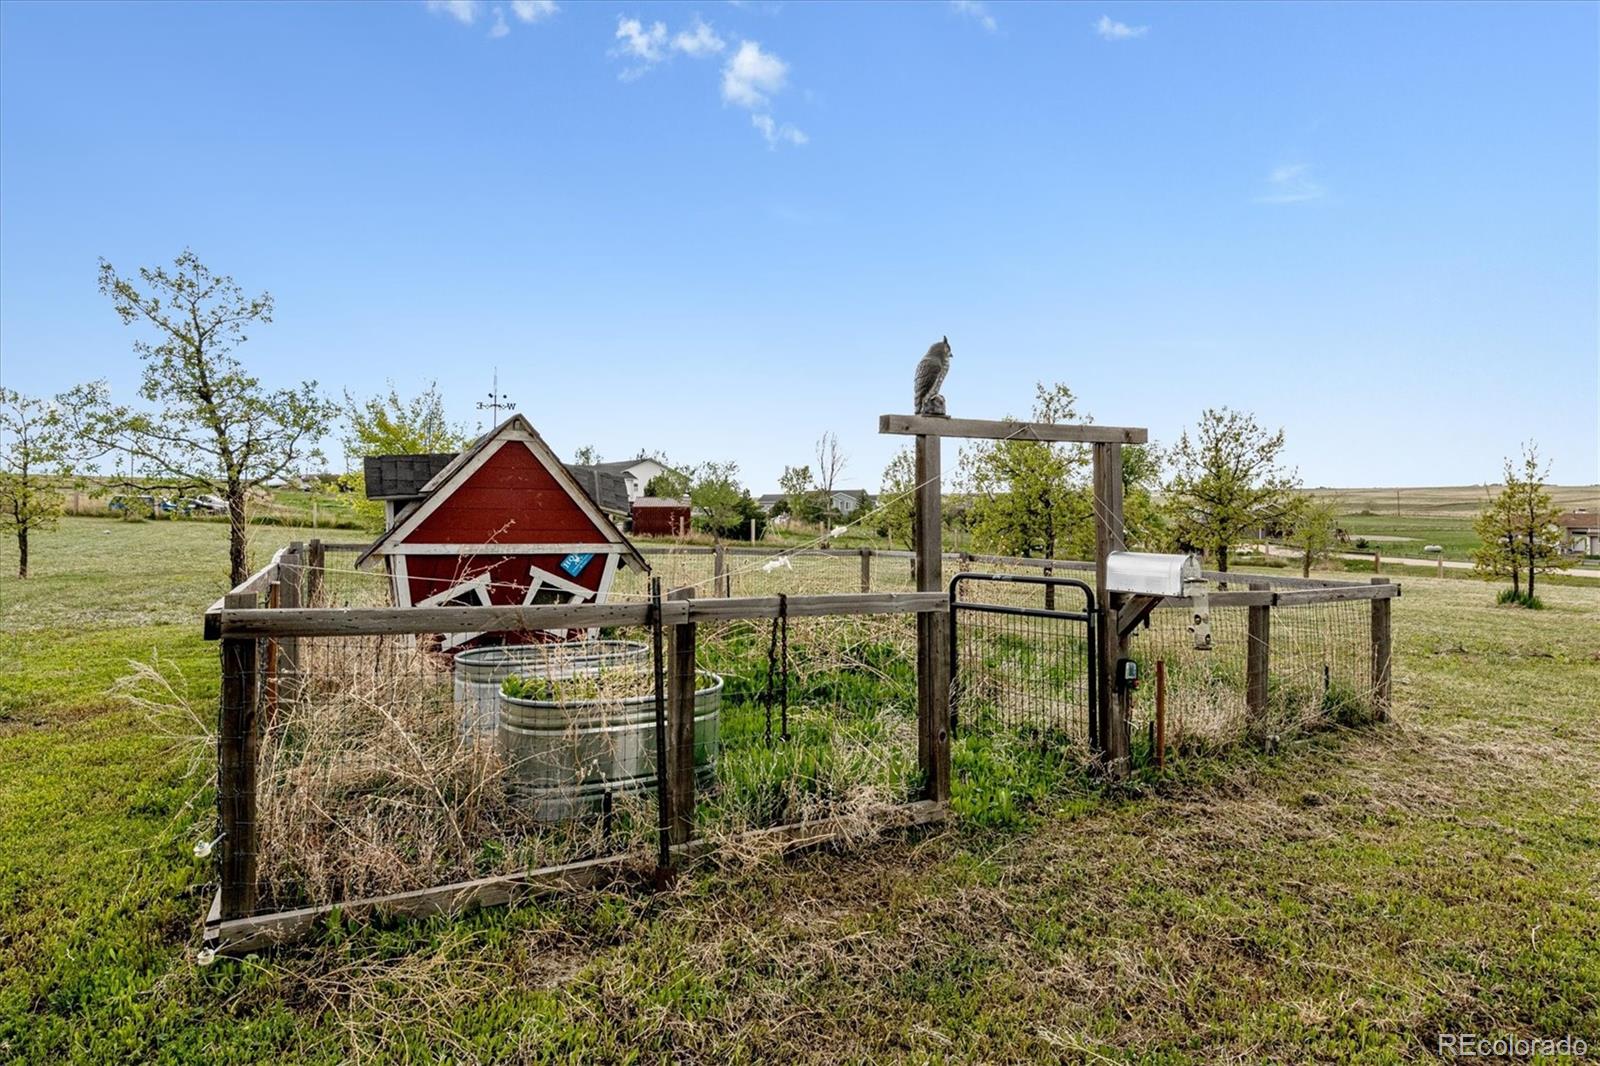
[219,592,260,920]
[914,434,950,802]
[1370,577,1392,721]
[1247,580,1271,725]
[749,517,757,543]
[306,538,325,607]
[859,548,872,593]
[666,587,697,846]
[1043,563,1055,611]
[713,544,728,597]
[278,544,303,678]
[1092,442,1128,773]
[1373,550,1381,575]
[264,580,281,717]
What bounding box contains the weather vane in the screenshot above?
[476,367,516,423]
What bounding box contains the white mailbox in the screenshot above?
[1105,552,1202,597]
[1105,552,1212,651]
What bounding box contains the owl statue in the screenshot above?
[913,336,952,417]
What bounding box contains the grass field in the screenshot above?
[2,517,1597,1062]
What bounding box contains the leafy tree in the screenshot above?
[1476,445,1570,602]
[340,382,468,527]
[1288,493,1341,578]
[344,381,465,458]
[1120,442,1167,551]
[1164,407,1300,572]
[876,447,916,550]
[1472,484,1522,598]
[644,466,691,499]
[64,251,336,585]
[778,463,825,524]
[690,461,750,540]
[572,444,601,466]
[0,388,72,577]
[960,383,1093,560]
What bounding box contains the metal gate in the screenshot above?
[949,572,1098,747]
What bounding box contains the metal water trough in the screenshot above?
[452,640,650,736]
[498,671,723,821]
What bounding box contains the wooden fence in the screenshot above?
[200,539,1395,952]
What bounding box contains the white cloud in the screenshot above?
[1257,163,1326,204]
[613,15,668,78]
[672,18,726,57]
[511,0,557,21]
[752,113,808,149]
[426,0,480,26]
[489,6,510,37]
[721,40,787,109]
[1094,14,1147,40]
[950,0,997,33]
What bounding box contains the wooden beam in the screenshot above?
[206,801,948,954]
[210,591,950,639]
[880,414,1148,444]
[1117,594,1163,638]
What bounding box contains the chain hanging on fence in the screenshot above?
[763,592,790,744]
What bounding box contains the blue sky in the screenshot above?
[1,0,1595,491]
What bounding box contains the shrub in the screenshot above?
[1495,588,1545,610]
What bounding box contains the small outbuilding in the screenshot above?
[631,496,692,537]
[358,415,647,648]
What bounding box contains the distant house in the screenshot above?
[631,496,692,537]
[574,457,681,503]
[830,490,871,516]
[756,493,787,513]
[358,415,646,648]
[1557,509,1600,556]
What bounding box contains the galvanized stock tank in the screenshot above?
[452,641,650,736]
[498,671,723,821]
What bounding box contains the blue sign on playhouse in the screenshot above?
[559,552,595,577]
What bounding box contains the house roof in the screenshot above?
[1557,510,1599,530]
[356,415,647,570]
[633,496,690,508]
[364,454,457,500]
[564,464,633,516]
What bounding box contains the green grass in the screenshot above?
[2,519,1598,1061]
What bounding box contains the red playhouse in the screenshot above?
[357,415,647,648]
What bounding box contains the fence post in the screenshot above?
[1093,441,1129,774]
[1370,577,1392,721]
[1247,580,1271,726]
[218,592,260,920]
[1373,550,1382,574]
[859,548,872,593]
[914,434,951,803]
[713,544,728,597]
[667,587,697,847]
[306,538,325,607]
[279,544,303,678]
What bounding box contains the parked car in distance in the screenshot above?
[187,494,229,514]
[108,494,162,517]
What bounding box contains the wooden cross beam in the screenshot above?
[879,414,1148,445]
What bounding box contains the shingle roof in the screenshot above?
[564,465,632,516]
[363,454,457,500]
